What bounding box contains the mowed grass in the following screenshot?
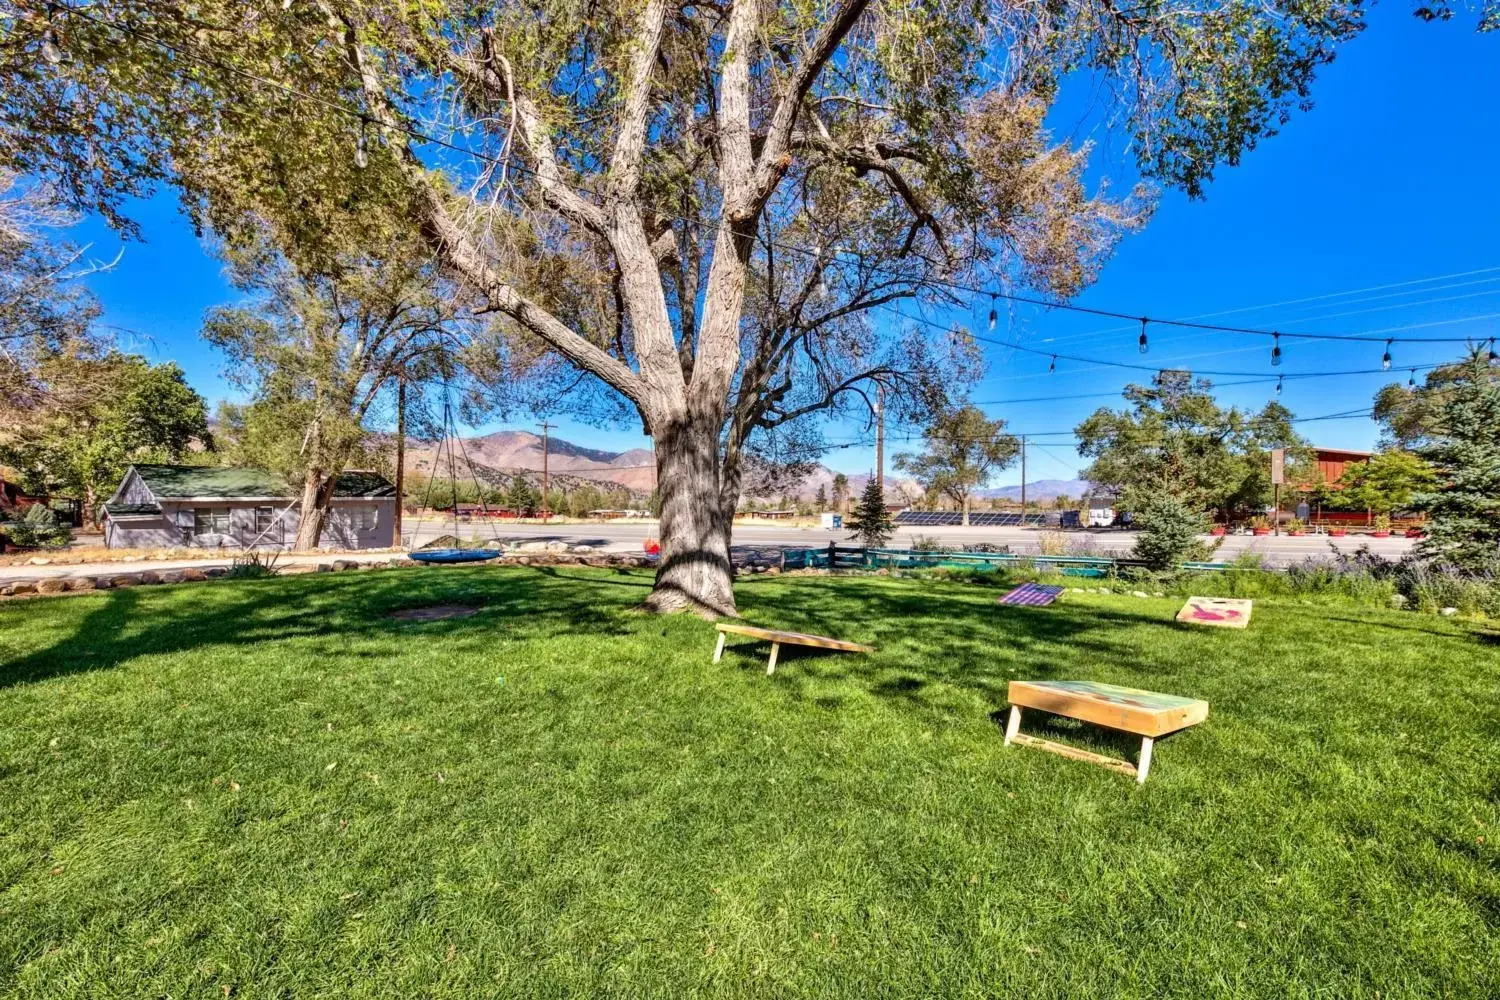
[1,568,1497,999]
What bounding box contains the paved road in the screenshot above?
[410,520,1414,563]
[1,521,1414,584]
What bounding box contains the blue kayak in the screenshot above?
[409,548,501,564]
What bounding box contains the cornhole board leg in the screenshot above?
[712,632,726,664]
[766,642,780,675]
[1137,736,1154,784]
[1004,705,1022,745]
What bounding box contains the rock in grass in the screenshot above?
[160,570,186,584]
[113,575,141,588]
[36,579,67,594]
[6,582,36,596]
[181,568,208,582]
[67,577,98,592]
[138,571,162,585]
[1440,607,1459,617]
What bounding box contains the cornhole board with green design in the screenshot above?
[1004,680,1209,783]
[1176,596,1253,629]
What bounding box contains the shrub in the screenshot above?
[5,504,72,549]
[1036,530,1069,556]
[1130,495,1209,570]
[225,550,281,579]
[1396,561,1500,617]
[910,534,942,553]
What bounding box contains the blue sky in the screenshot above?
[68,11,1499,485]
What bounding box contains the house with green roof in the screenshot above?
[102,464,397,551]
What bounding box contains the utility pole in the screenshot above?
[539,420,554,519]
[393,377,405,547]
[875,381,885,494]
[1019,435,1028,521]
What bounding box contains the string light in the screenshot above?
[1138,318,1149,354]
[353,115,368,169]
[1381,338,1393,371]
[40,4,62,64]
[1270,332,1282,367]
[987,294,997,333]
[1276,375,1283,395]
[1408,368,1417,387]
[1489,337,1498,362]
[1048,355,1056,374]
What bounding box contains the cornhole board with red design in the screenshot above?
[1004,680,1209,784]
[1176,596,1253,629]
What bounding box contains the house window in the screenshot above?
[193,508,230,537]
[254,507,275,533]
[357,506,379,531]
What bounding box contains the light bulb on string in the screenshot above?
[814,245,828,297]
[1275,375,1283,396]
[1381,338,1392,371]
[1270,332,1282,367]
[987,294,997,333]
[1408,369,1417,388]
[1489,337,1498,363]
[353,116,369,169]
[40,27,62,64]
[1048,355,1056,374]
[1138,317,1149,354]
[39,5,62,65]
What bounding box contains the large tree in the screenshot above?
[203,232,474,549]
[1076,371,1305,522]
[0,348,210,521]
[1411,349,1500,572]
[895,404,1018,525]
[0,169,105,421]
[3,0,1366,613]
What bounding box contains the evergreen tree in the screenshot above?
[815,484,828,512]
[1416,349,1500,573]
[846,479,896,547]
[504,475,538,516]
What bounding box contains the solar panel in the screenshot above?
[893,510,1049,527]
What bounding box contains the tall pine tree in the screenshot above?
[846,479,896,548]
[1416,348,1500,573]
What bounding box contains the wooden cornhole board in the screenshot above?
[1004,680,1208,784]
[713,623,874,675]
[1176,596,1253,629]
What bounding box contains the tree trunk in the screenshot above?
[962,493,970,527]
[644,413,736,617]
[294,468,335,551]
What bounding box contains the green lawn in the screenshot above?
[1,568,1496,998]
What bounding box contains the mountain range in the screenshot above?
[405,430,1085,503]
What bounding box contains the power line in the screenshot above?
[43,0,1499,356]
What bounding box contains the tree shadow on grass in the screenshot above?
[0,566,654,689]
[730,577,1197,721]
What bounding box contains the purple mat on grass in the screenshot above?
[998,583,1064,607]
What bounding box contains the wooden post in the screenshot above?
[766,642,781,675]
[1004,705,1022,745]
[712,631,726,664]
[827,540,837,568]
[875,381,885,494]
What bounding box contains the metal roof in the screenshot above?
[129,464,396,500]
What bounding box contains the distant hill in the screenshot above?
[975,479,1092,502]
[406,430,656,492]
